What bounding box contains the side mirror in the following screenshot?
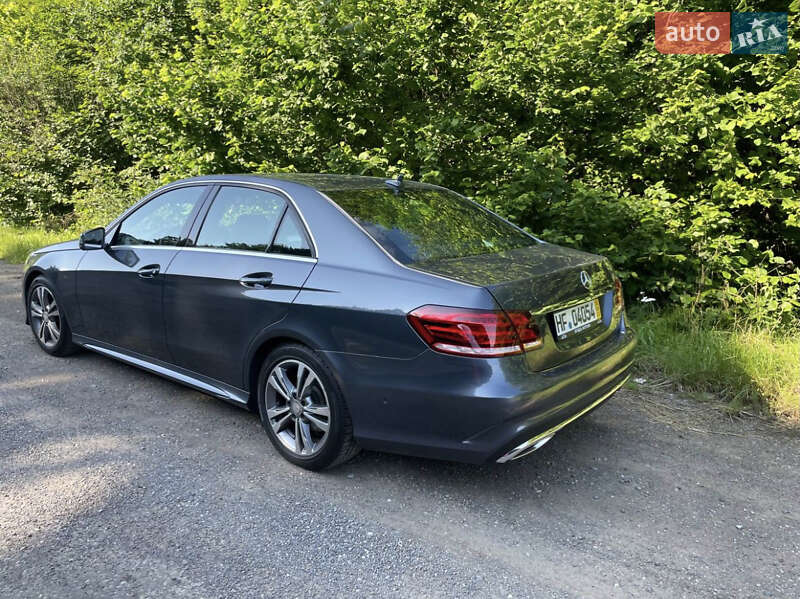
[79,227,106,250]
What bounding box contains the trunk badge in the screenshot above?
[579,270,591,289]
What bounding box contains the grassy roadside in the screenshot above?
[0,226,74,263]
[630,308,800,420]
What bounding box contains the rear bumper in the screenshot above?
[494,372,628,462]
[488,371,630,464]
[323,316,636,464]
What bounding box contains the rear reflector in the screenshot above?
[407,305,542,358]
[614,278,625,311]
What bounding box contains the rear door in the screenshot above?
[76,184,209,359]
[163,184,316,388]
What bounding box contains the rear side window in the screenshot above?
[196,186,286,252]
[115,186,206,246]
[327,188,535,264]
[270,209,312,257]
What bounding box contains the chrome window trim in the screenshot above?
[179,246,317,263]
[106,179,319,259]
[109,244,317,263]
[108,244,183,250]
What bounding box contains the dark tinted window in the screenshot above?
[115,186,206,246]
[327,188,534,264]
[196,186,286,252]
[270,209,312,257]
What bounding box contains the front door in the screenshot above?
[163,185,316,387]
[76,185,209,360]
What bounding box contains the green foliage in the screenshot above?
[70,164,158,226]
[631,306,800,418]
[0,0,128,226]
[0,0,798,325]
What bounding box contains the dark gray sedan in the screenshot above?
[23,174,636,470]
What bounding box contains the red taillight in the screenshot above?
[614,277,625,311]
[407,305,542,358]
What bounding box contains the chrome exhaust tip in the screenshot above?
[496,433,554,463]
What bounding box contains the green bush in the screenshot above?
[70,164,158,227]
[0,0,798,326]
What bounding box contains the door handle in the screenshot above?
[239,272,273,289]
[137,264,161,279]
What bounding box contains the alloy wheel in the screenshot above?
[265,359,331,457]
[30,286,61,349]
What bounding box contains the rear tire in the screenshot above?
[257,343,359,470]
[27,276,79,357]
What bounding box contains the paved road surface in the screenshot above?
[1,261,798,598]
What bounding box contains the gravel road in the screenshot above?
[1,260,798,598]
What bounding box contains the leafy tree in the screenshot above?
[0,0,797,324]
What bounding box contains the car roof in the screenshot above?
[172,173,438,193]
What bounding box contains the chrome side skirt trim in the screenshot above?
[82,343,249,405]
[496,373,630,463]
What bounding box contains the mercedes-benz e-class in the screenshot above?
[23,174,636,469]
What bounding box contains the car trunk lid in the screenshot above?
[410,242,618,370]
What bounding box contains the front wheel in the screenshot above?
[257,344,359,470]
[27,276,79,357]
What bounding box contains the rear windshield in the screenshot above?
[327,188,535,264]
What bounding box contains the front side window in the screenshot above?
[326,188,535,264]
[195,186,286,252]
[115,186,207,246]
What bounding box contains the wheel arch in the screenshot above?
[244,329,325,409]
[22,268,46,324]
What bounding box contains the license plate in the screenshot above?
[552,298,601,339]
